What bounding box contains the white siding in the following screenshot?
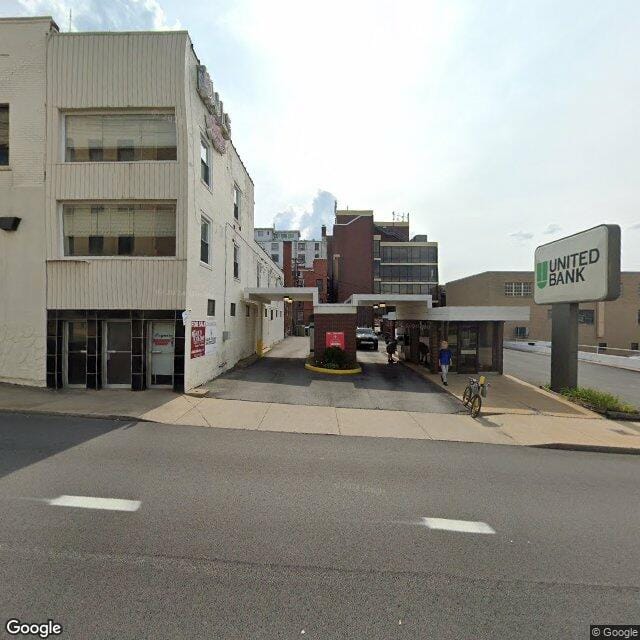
[45,31,189,309]
[47,259,186,309]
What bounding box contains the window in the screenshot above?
[207,299,215,316]
[64,113,176,162]
[117,140,135,161]
[264,308,268,317]
[230,303,236,317]
[631,342,639,352]
[233,243,240,279]
[0,105,8,165]
[315,252,320,258]
[234,185,241,220]
[504,282,533,297]
[200,138,210,186]
[271,242,278,250]
[578,309,594,325]
[201,216,211,264]
[297,254,305,263]
[315,242,320,250]
[637,310,640,325]
[270,309,274,320]
[271,254,279,262]
[598,342,607,351]
[63,202,176,257]
[245,305,250,317]
[316,278,323,292]
[514,327,529,338]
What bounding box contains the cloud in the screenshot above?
[273,190,336,240]
[543,223,562,234]
[510,231,534,242]
[17,0,180,31]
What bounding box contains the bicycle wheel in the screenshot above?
[462,386,472,407]
[470,395,482,418]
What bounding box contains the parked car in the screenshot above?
[356,327,379,351]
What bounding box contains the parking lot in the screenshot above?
[206,337,460,414]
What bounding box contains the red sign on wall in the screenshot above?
[191,321,206,358]
[325,331,345,349]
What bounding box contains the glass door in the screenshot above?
[103,320,132,388]
[148,321,175,387]
[457,324,479,373]
[65,321,87,387]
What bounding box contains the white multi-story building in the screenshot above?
[255,227,327,269]
[0,17,284,392]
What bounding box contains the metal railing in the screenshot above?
[508,337,640,358]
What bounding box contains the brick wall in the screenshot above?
[331,216,374,302]
[314,312,357,366]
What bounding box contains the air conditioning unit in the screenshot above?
[223,330,231,342]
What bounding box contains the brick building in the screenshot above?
[446,270,640,353]
[326,209,439,326]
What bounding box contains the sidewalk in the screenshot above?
[402,362,592,417]
[0,382,639,452]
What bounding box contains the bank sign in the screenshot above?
[534,224,620,304]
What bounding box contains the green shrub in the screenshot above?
[557,386,637,414]
[320,346,350,369]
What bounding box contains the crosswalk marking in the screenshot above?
[422,517,495,534]
[47,496,141,512]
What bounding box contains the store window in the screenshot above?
[63,202,176,257]
[0,105,9,165]
[65,113,176,162]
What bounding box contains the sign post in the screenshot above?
[534,224,620,392]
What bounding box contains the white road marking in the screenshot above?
[46,496,141,512]
[422,517,495,534]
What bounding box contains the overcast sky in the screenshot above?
[3,0,639,280]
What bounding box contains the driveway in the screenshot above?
[207,337,460,414]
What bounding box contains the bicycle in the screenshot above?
[462,376,489,418]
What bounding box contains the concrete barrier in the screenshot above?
[504,341,640,372]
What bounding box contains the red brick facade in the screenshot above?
[329,215,374,303]
[300,258,328,325]
[313,312,358,366]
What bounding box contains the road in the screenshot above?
[208,336,459,414]
[504,348,640,408]
[1,411,638,639]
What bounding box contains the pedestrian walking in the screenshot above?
[386,338,398,365]
[438,340,453,385]
[418,340,430,366]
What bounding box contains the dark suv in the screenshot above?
[356,327,378,351]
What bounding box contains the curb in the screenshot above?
[0,407,146,423]
[530,442,640,455]
[304,363,362,375]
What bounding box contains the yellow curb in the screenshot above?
[304,363,362,375]
[503,374,605,420]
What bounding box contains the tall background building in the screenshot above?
[326,208,439,325]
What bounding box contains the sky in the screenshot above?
[3,0,639,281]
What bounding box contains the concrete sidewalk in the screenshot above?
[0,382,639,452]
[402,361,591,417]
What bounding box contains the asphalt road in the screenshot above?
[504,348,640,408]
[207,337,459,414]
[1,412,639,639]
